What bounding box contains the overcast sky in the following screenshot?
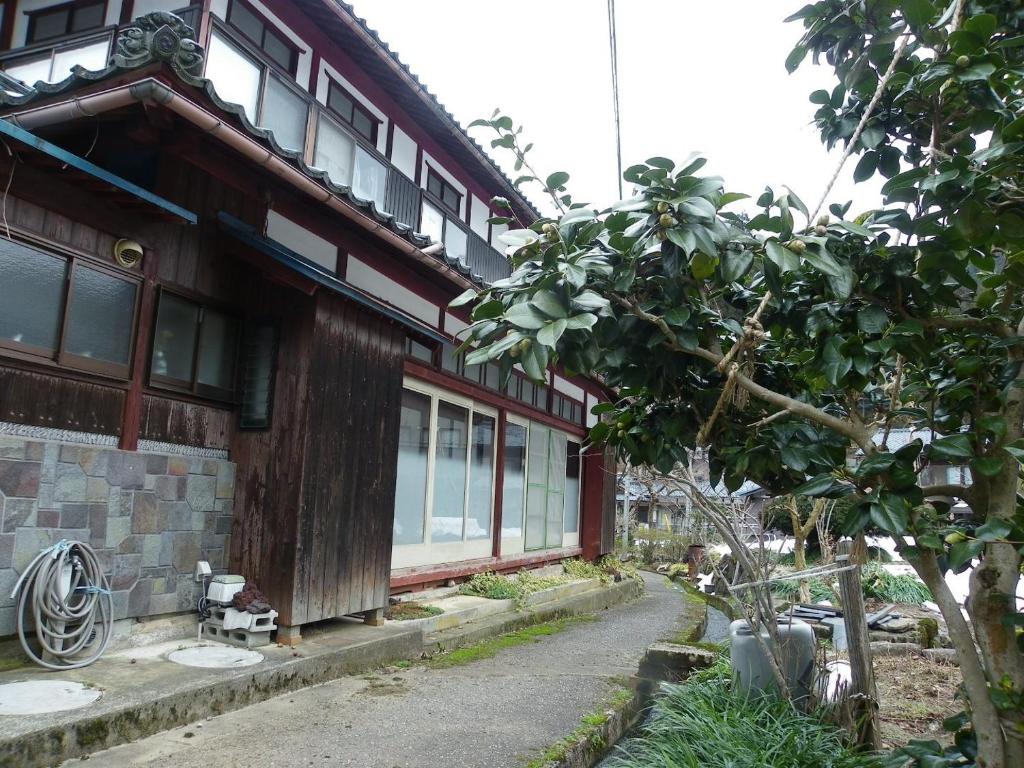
[349,0,885,218]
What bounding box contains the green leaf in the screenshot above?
[545,171,570,191]
[690,251,718,280]
[504,303,547,330]
[531,290,567,319]
[666,228,696,254]
[785,43,807,73]
[537,318,567,348]
[853,151,878,182]
[902,0,935,26]
[870,495,909,534]
[929,434,973,460]
[856,305,890,335]
[721,249,753,282]
[793,473,836,496]
[971,456,1004,478]
[564,313,597,330]
[948,539,983,571]
[857,451,897,477]
[472,300,504,321]
[646,157,675,171]
[975,518,1011,542]
[717,192,749,208]
[1004,439,1024,463]
[802,246,844,277]
[765,239,799,273]
[664,307,691,327]
[450,288,480,308]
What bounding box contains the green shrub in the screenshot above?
[460,571,525,601]
[770,577,835,604]
[563,558,610,583]
[605,661,880,768]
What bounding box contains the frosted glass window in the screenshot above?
[64,267,136,366]
[564,441,581,533]
[431,401,468,543]
[525,485,546,550]
[314,114,355,186]
[445,224,467,262]
[393,389,430,545]
[5,56,51,86]
[260,75,307,152]
[420,201,444,244]
[205,32,261,121]
[467,414,495,540]
[501,423,527,538]
[528,424,548,484]
[353,147,386,210]
[51,40,111,82]
[0,241,65,352]
[546,431,567,544]
[525,425,549,549]
[197,310,238,392]
[152,294,199,383]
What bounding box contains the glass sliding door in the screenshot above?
[393,389,431,545]
[546,431,567,546]
[525,424,549,550]
[501,422,527,541]
[466,413,495,540]
[431,401,469,543]
[564,440,581,536]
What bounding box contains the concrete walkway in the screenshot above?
[65,573,688,768]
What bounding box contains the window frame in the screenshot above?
[391,378,499,569]
[224,0,298,76]
[148,288,241,404]
[0,232,141,380]
[424,167,462,217]
[325,78,380,145]
[2,30,114,84]
[25,0,107,45]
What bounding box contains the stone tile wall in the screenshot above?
[0,435,236,636]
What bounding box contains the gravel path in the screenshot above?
[65,572,687,768]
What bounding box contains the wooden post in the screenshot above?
[837,539,881,751]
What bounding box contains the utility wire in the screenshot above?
[607,0,623,199]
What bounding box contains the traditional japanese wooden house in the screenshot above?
[0,1,616,642]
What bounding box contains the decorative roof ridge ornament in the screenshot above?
[113,11,204,79]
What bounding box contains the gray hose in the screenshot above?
[9,539,113,670]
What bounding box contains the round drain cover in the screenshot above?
[0,680,102,715]
[167,645,264,669]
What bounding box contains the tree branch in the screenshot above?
[610,292,876,452]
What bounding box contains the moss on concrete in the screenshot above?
[525,686,635,768]
[427,615,598,669]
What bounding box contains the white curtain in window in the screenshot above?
[420,201,444,244]
[314,115,355,187]
[431,401,468,543]
[205,32,261,121]
[466,414,495,540]
[393,390,431,545]
[445,224,468,262]
[260,75,307,152]
[353,147,387,210]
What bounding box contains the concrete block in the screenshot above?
[155,475,185,501]
[185,475,216,513]
[131,492,162,534]
[145,454,169,476]
[640,642,717,682]
[216,462,236,499]
[2,497,37,532]
[85,475,109,505]
[53,462,87,502]
[0,459,41,498]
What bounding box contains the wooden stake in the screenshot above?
[837,539,881,751]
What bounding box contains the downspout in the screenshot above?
[4,78,477,291]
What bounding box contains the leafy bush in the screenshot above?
[770,577,835,604]
[860,563,932,604]
[606,662,880,768]
[563,558,610,582]
[460,569,568,603]
[598,554,643,585]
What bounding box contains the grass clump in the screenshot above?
[563,557,610,582]
[525,686,634,768]
[860,563,932,604]
[605,661,880,768]
[384,601,443,621]
[427,615,597,669]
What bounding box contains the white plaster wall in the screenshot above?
[389,124,417,180]
[443,312,468,339]
[266,210,337,273]
[315,60,388,155]
[469,194,489,239]
[345,255,440,326]
[586,393,599,428]
[553,376,585,403]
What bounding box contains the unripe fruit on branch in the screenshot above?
[815,225,828,236]
[955,54,970,69]
[787,239,807,254]
[657,230,668,242]
[656,201,670,214]
[659,213,675,228]
[945,531,967,544]
[541,223,556,234]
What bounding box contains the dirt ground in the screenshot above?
[874,651,963,749]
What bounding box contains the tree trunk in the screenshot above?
[908,547,1009,767]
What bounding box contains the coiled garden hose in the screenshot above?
[9,539,113,670]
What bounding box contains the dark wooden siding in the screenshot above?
[138,396,232,450]
[293,292,405,623]
[0,366,124,436]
